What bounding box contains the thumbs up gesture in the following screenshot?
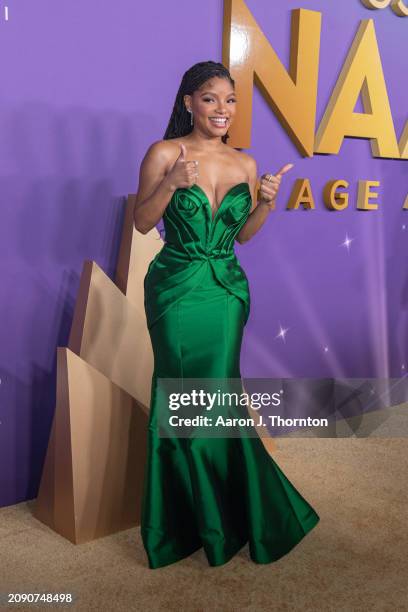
[259,164,294,208]
[165,143,199,191]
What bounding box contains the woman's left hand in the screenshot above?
[259,164,294,207]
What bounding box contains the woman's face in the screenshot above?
[185,76,236,138]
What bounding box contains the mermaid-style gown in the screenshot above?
[141,182,319,569]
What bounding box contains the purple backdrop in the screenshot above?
[0,0,407,507]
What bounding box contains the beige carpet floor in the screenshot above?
[0,439,407,612]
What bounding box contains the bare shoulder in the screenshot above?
[234,148,257,168]
[231,148,257,178]
[143,139,179,163]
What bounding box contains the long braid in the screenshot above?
[163,61,235,145]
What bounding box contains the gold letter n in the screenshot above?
[222,0,322,156]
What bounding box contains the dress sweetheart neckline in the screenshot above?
[187,181,250,222]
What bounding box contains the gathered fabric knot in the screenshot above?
[191,250,232,262]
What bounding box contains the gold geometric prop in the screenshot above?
[33,195,163,543]
[34,347,148,544]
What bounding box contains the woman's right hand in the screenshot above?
[164,143,199,191]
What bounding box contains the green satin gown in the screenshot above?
[141,182,320,569]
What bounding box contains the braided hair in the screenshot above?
[163,61,235,144]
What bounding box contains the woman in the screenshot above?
[134,60,319,569]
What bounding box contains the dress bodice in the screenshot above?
[144,182,252,329]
